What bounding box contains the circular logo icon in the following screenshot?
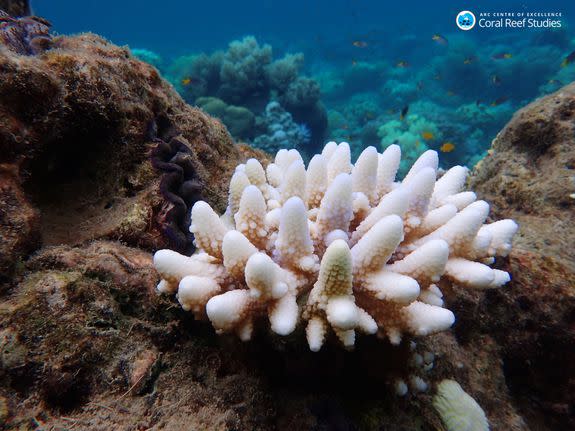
[456,11,476,30]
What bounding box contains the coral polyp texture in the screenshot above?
[153,141,518,351]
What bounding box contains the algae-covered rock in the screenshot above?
[0,33,252,279]
[469,82,575,430]
[0,0,29,16]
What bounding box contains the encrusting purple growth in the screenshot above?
[151,134,203,255]
[0,9,52,55]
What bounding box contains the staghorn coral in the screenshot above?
[154,141,517,351]
[0,9,52,55]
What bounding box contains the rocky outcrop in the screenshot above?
[0,0,29,16]
[0,33,265,280]
[469,83,575,430]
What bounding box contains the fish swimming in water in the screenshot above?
[181,76,201,86]
[561,50,575,67]
[421,131,434,140]
[400,105,409,120]
[490,97,509,106]
[492,52,513,60]
[396,60,410,68]
[432,34,448,46]
[352,40,368,48]
[439,142,455,153]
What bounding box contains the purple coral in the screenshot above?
[0,9,52,55]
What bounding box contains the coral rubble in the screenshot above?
[154,141,517,350]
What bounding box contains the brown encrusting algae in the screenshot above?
[0,10,573,431]
[0,29,261,281]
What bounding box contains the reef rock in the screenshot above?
[0,32,262,280]
[0,0,29,17]
[469,83,575,430]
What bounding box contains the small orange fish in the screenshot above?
[396,60,410,68]
[492,52,513,60]
[421,131,434,140]
[440,142,455,153]
[415,140,420,149]
[181,78,191,86]
[353,40,368,48]
[463,56,476,65]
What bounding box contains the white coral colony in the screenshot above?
[154,142,518,351]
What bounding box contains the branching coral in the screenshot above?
[0,9,52,55]
[252,101,310,154]
[218,36,272,104]
[378,115,442,176]
[154,141,517,351]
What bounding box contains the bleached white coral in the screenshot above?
[153,142,518,351]
[433,379,490,431]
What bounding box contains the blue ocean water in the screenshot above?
[32,0,575,169]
